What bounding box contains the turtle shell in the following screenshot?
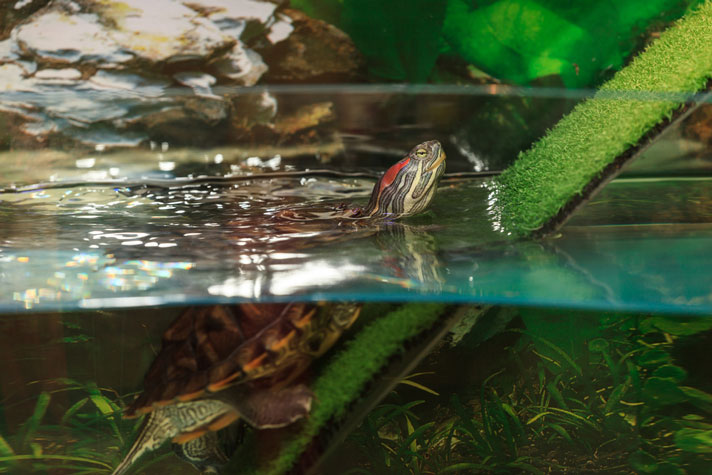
[126,302,361,417]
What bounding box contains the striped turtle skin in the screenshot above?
[358,139,446,218]
[113,303,361,475]
[276,139,446,222]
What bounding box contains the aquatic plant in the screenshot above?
[345,309,712,473]
[0,379,167,474]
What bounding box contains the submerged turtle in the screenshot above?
[113,140,446,474]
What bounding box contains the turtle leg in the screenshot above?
[231,384,313,429]
[113,399,235,475]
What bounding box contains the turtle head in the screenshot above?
[363,140,446,218]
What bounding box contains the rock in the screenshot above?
[174,71,218,97]
[0,62,28,90]
[87,70,169,97]
[275,102,334,136]
[34,68,82,82]
[0,0,50,40]
[0,38,19,61]
[182,0,277,40]
[255,8,365,83]
[0,0,357,150]
[92,0,235,63]
[212,42,267,86]
[14,5,134,66]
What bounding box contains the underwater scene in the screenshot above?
[1,0,712,474]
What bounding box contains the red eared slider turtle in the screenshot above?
[113,140,446,474]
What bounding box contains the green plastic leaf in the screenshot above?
[674,428,712,453]
[21,392,50,449]
[680,386,712,413]
[637,349,671,368]
[545,422,574,444]
[642,377,688,406]
[683,414,706,421]
[651,364,688,383]
[0,435,15,458]
[629,449,658,473]
[652,463,685,475]
[442,0,692,87]
[341,0,446,81]
[61,397,89,426]
[647,316,712,336]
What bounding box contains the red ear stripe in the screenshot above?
[379,158,410,194]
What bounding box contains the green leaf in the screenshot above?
[642,377,688,406]
[61,398,89,426]
[652,462,685,475]
[442,462,490,472]
[21,392,50,449]
[637,349,671,368]
[341,0,446,81]
[674,428,712,453]
[29,443,42,457]
[628,449,658,473]
[604,381,629,413]
[680,386,712,413]
[646,316,712,336]
[442,0,692,87]
[651,365,687,383]
[399,379,440,396]
[508,461,545,475]
[545,422,574,445]
[0,435,15,461]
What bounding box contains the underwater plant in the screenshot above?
[343,309,712,474]
[0,378,165,474]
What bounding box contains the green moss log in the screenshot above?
[494,1,712,236]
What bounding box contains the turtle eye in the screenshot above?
[415,148,428,158]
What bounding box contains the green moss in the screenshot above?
[494,1,712,236]
[234,302,450,475]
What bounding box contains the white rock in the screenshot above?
[182,0,276,25]
[95,0,234,63]
[266,13,294,44]
[87,70,169,97]
[0,63,31,91]
[174,71,218,97]
[35,68,82,81]
[14,9,134,65]
[0,38,19,61]
[213,43,267,86]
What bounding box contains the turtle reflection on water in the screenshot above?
[113,140,446,474]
